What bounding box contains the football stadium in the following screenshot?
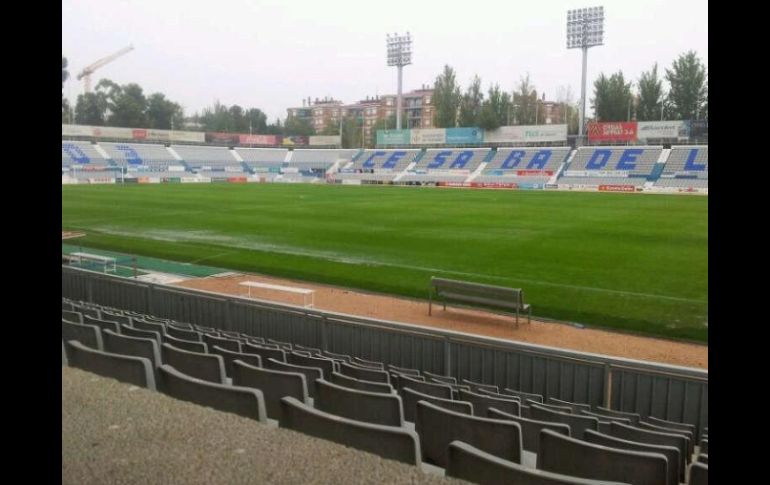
[62,2,708,484]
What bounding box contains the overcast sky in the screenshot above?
[62,0,707,123]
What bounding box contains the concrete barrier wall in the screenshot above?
[264,358,322,398]
[487,408,570,454]
[415,400,522,468]
[66,340,155,390]
[279,396,421,465]
[401,388,473,423]
[231,360,308,420]
[329,372,394,394]
[159,364,266,422]
[538,429,668,485]
[314,379,404,426]
[161,343,226,384]
[61,266,709,433]
[459,389,520,417]
[102,329,161,368]
[584,429,680,485]
[608,422,687,478]
[398,375,453,399]
[339,362,390,384]
[62,320,103,351]
[447,440,628,485]
[530,404,599,439]
[208,345,262,378]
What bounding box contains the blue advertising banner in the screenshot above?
[445,127,483,144]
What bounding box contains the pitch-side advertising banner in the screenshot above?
[587,122,637,142]
[411,129,446,145]
[484,125,567,143]
[445,127,483,144]
[309,135,342,146]
[636,121,690,140]
[282,136,309,146]
[238,134,280,145]
[62,124,205,143]
[376,130,411,145]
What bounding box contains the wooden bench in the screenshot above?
[428,277,531,327]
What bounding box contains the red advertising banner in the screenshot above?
[587,122,638,142]
[132,129,148,140]
[470,182,519,189]
[516,170,554,176]
[598,184,635,192]
[238,134,280,145]
[227,177,247,183]
[205,132,240,144]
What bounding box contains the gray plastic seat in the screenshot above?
[231,359,308,420]
[447,441,630,485]
[66,340,155,390]
[488,407,571,454]
[314,378,404,426]
[584,429,681,485]
[161,343,226,384]
[62,319,103,351]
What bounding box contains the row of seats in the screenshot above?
[62,298,708,485]
[63,142,707,190]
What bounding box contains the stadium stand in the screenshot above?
[63,299,706,484]
[475,147,571,186]
[400,148,490,183]
[334,149,421,182]
[653,146,708,189]
[172,144,240,168]
[99,142,179,169]
[557,146,663,187]
[62,141,107,167]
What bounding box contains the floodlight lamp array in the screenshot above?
[566,6,604,49]
[386,32,412,66]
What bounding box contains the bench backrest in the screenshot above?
[432,277,526,310]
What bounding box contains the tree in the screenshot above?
[146,93,184,129]
[200,101,231,131]
[319,119,341,136]
[229,105,247,132]
[457,75,483,127]
[246,108,268,133]
[512,74,538,125]
[556,85,579,134]
[665,51,707,120]
[478,84,511,131]
[340,117,362,149]
[62,96,72,124]
[591,71,633,122]
[264,118,283,135]
[62,57,69,90]
[284,116,315,136]
[432,65,461,128]
[96,80,148,127]
[74,92,107,125]
[369,114,396,148]
[637,64,664,121]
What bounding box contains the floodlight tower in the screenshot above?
[567,7,604,138]
[386,32,412,130]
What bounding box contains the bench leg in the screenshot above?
[428,293,432,316]
[528,308,531,325]
[515,309,519,329]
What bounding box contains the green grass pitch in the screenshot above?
[62,183,708,342]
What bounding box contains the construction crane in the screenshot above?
[77,44,135,94]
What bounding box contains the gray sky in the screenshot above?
[62,0,707,123]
